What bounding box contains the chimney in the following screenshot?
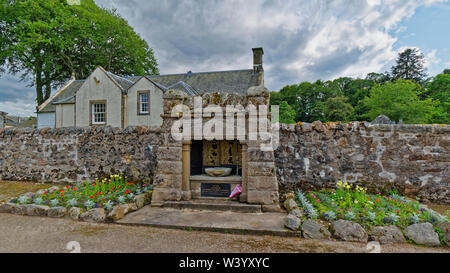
[252,47,264,73]
[252,47,264,85]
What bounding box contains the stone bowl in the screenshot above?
[205,167,232,177]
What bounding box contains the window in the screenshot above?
[92,102,106,124]
[138,92,149,115]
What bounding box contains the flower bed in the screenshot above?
[298,181,448,228]
[0,175,152,222]
[284,181,450,247]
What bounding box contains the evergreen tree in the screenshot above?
[391,48,427,83]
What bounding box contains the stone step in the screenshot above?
[163,200,262,213]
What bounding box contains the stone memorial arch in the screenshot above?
[151,86,281,212]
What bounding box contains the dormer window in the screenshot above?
[138,91,149,115]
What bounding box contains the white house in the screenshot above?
[36,48,264,129]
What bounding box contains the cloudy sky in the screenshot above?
[1,0,449,117]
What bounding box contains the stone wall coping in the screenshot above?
[0,125,164,137]
[278,122,450,134]
[2,122,447,137]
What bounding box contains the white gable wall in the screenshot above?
[126,77,164,128]
[75,68,123,128]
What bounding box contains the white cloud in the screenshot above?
[95,0,445,90]
[1,0,447,114]
[0,99,36,117]
[424,49,440,69]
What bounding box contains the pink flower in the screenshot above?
[316,200,320,203]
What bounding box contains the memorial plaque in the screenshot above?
[201,183,231,198]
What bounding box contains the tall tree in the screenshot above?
[391,48,427,83]
[362,79,437,124]
[0,0,159,106]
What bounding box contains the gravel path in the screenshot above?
[0,213,448,253]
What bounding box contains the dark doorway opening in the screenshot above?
[190,140,242,176]
[190,140,203,175]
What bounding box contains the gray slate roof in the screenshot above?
[38,69,259,113]
[106,71,135,91]
[166,81,200,96]
[39,80,85,113]
[144,69,259,95]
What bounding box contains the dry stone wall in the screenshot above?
[0,126,162,183]
[0,121,449,204]
[275,121,450,204]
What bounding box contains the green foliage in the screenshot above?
[298,181,449,229]
[366,72,391,84]
[13,175,152,211]
[268,48,447,125]
[425,74,450,124]
[271,80,340,123]
[324,96,355,122]
[0,0,159,105]
[278,101,296,124]
[361,80,438,124]
[434,227,448,246]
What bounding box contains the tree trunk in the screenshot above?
[35,62,44,106]
[44,69,51,101]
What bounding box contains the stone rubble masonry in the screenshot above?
[275,122,450,204]
[0,119,449,205]
[0,126,162,184]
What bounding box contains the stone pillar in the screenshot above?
[181,140,192,200]
[151,90,187,206]
[240,143,248,202]
[244,85,281,212]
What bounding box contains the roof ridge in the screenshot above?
[106,71,135,84]
[147,69,253,78]
[63,69,254,82]
[166,81,199,96]
[37,78,76,112]
[52,95,75,105]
